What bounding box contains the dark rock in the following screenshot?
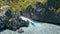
[19,2,60,26]
[18,28,24,33]
[0,9,29,31]
[6,14,29,31]
[5,9,13,18]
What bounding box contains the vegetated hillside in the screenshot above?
[0,0,47,14]
[0,0,60,25]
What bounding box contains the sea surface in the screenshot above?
[0,16,60,34]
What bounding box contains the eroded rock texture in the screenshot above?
[20,2,60,25]
[0,9,29,31]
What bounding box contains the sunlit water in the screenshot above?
[0,16,60,34]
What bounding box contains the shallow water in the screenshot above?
[0,16,60,34]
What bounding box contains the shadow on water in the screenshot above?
[0,28,6,32]
[32,19,60,26]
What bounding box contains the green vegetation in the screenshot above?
[0,0,47,14]
[0,0,60,14]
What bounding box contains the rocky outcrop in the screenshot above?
[20,2,60,25]
[0,1,60,32]
[0,9,29,31]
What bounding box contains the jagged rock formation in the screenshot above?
[0,9,29,31]
[20,2,60,25]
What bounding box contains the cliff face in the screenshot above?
[20,2,60,25]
